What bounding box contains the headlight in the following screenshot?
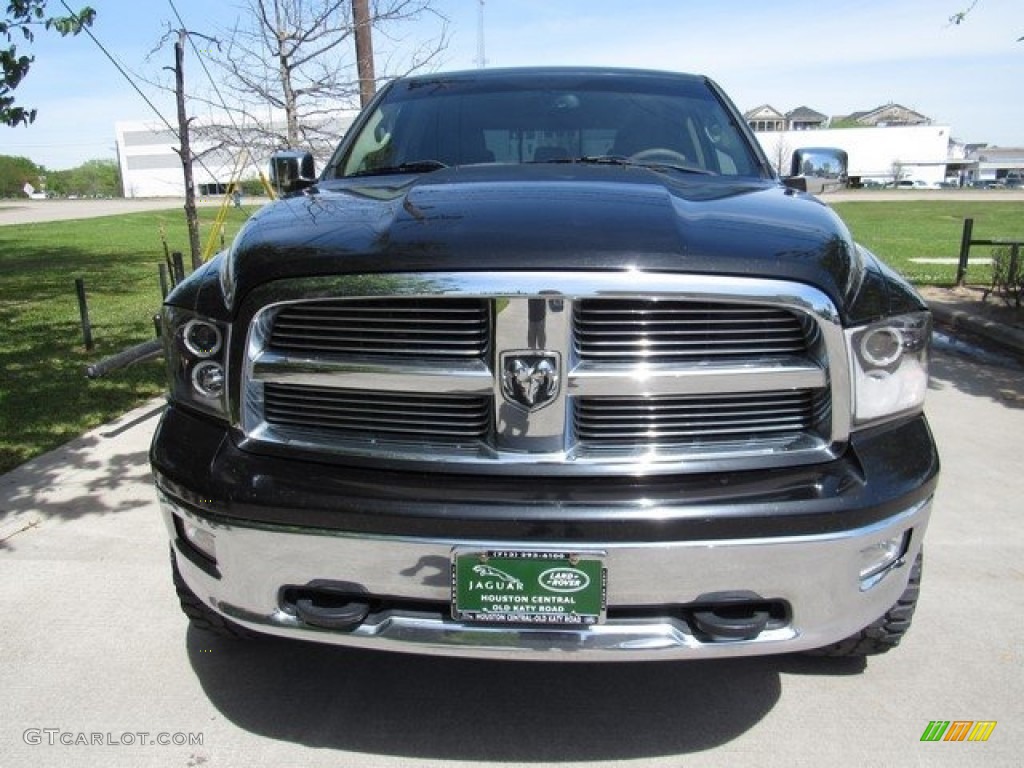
[162,307,230,419]
[847,312,931,426]
[183,318,223,358]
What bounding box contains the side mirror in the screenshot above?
[270,150,317,196]
[784,147,848,194]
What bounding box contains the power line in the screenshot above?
[59,0,233,195]
[476,0,486,69]
[59,0,177,139]
[169,1,278,198]
[167,0,266,178]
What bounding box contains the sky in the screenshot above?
[3,0,1023,170]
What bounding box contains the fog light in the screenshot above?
[183,521,217,561]
[859,531,909,588]
[191,361,225,398]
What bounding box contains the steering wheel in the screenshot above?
[629,147,691,166]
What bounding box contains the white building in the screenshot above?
[115,120,243,199]
[754,125,954,186]
[969,146,1024,185]
[115,112,358,198]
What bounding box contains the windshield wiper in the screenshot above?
[575,154,633,166]
[639,162,716,177]
[525,154,632,166]
[351,160,448,177]
[532,155,716,176]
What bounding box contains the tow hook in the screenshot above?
[287,580,371,631]
[692,590,774,642]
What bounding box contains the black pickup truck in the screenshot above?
[150,67,938,660]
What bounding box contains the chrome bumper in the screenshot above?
[161,492,931,661]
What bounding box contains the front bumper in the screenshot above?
[153,404,938,660]
[162,491,931,660]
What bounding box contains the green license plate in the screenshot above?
[452,550,607,625]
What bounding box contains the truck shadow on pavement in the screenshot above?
[928,338,1024,409]
[186,630,863,761]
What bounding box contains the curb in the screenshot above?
[928,301,1024,358]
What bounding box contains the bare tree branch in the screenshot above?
[199,0,447,155]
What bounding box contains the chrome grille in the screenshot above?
[242,272,849,474]
[270,298,489,358]
[264,384,491,442]
[576,391,821,445]
[575,299,808,362]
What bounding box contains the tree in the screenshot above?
[891,159,905,186]
[1,1,96,126]
[950,2,1022,41]
[47,158,120,198]
[0,153,42,196]
[201,0,447,161]
[949,0,981,27]
[165,29,203,268]
[767,135,791,177]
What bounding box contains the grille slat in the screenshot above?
[267,337,486,354]
[575,299,808,362]
[576,391,817,444]
[270,299,489,359]
[264,384,490,441]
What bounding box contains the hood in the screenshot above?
[205,164,876,319]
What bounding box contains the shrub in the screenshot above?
[988,246,1024,308]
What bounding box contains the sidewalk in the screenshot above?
[0,398,164,545]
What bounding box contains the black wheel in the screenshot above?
[170,552,258,640]
[806,551,922,657]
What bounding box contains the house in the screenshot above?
[746,105,828,133]
[744,100,949,183]
[785,106,828,131]
[836,103,931,128]
[748,103,933,134]
[744,105,787,132]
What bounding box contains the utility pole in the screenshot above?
[172,30,202,270]
[476,0,486,69]
[352,0,376,107]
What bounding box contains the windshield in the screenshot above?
[327,71,765,179]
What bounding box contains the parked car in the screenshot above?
[896,179,940,190]
[152,67,938,661]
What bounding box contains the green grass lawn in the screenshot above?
[0,196,1021,475]
[830,198,1023,286]
[0,203,255,473]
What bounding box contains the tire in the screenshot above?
[170,552,258,640]
[806,551,922,657]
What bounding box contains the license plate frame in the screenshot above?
[451,549,607,625]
